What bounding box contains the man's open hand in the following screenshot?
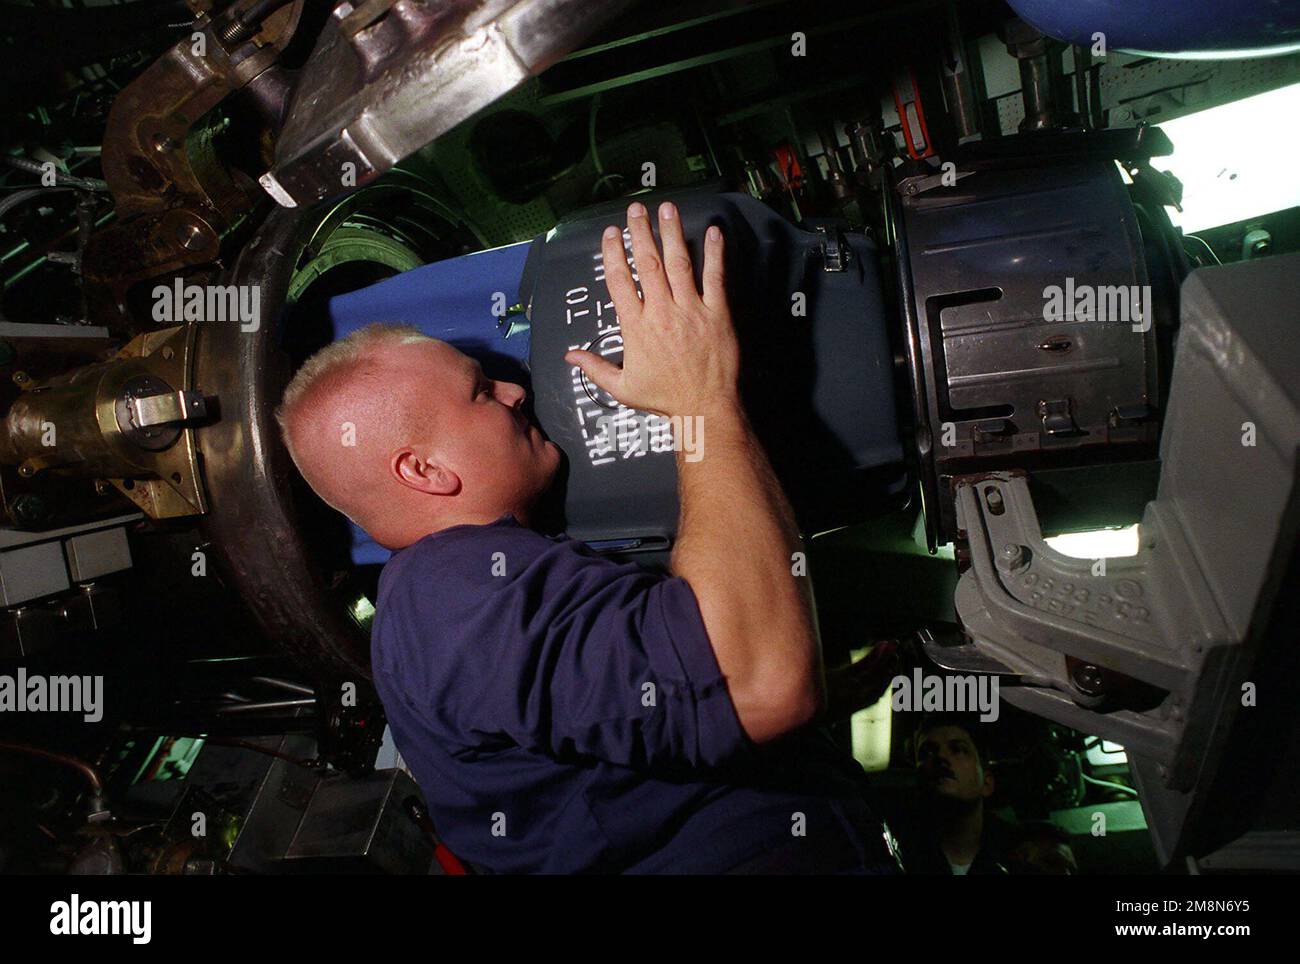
[564,200,740,420]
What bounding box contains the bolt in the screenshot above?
[218,18,250,45]
[176,222,207,251]
[11,494,47,524]
[1070,662,1106,696]
[997,543,1027,573]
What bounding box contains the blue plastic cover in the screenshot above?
[1006,0,1300,58]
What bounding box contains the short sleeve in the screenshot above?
[379,530,756,774]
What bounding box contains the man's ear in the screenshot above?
[981,769,995,798]
[391,448,460,496]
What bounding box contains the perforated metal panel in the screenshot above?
[420,81,557,246]
[991,47,1300,134]
[1100,50,1300,123]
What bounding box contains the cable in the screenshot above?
[589,172,626,199]
[1083,773,1138,798]
[4,157,109,193]
[589,92,605,177]
[1183,234,1221,266]
[0,186,76,228]
[200,737,317,769]
[0,186,95,323]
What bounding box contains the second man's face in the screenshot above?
[915,725,992,803]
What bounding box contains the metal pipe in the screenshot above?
[214,698,317,714]
[941,2,981,142]
[249,676,316,696]
[0,741,104,793]
[1018,54,1055,130]
[1088,62,1105,128]
[1003,19,1065,132]
[1072,45,1090,128]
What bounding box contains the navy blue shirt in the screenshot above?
[371,513,884,873]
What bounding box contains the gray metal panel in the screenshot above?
[1158,257,1300,640]
[0,540,69,606]
[264,0,636,208]
[225,734,322,874]
[899,158,1158,543]
[65,526,133,582]
[0,322,110,340]
[905,161,1153,430]
[283,769,431,875]
[1194,831,1300,873]
[950,252,1300,865]
[0,513,142,549]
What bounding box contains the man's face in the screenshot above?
[390,339,561,517]
[914,725,993,803]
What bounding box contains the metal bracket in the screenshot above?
[814,224,850,272]
[895,167,974,197]
[1038,397,1082,436]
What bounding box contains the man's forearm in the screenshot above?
[568,201,820,742]
[670,399,823,742]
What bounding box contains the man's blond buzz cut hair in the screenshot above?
[274,322,434,469]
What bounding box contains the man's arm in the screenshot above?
[566,200,821,744]
[672,397,822,742]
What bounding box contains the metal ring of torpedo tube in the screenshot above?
[193,181,483,678]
